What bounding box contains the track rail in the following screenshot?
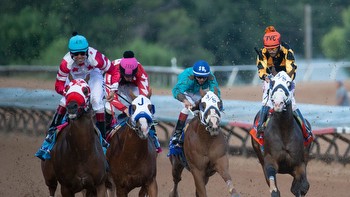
[1,106,349,164]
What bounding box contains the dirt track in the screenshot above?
[0,77,349,197]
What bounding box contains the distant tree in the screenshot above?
[321,6,350,60]
[105,38,176,66]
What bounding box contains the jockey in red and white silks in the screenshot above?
[55,46,119,113]
[104,51,150,116]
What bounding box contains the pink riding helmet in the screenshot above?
[120,57,138,77]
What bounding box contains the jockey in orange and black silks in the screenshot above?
[257,26,297,82]
[255,26,313,145]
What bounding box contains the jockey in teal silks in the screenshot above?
[171,60,221,147]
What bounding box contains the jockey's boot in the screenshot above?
[105,111,114,134]
[96,112,109,151]
[256,106,270,138]
[294,108,314,143]
[48,105,66,130]
[150,125,162,153]
[35,106,66,161]
[171,112,188,147]
[35,126,58,160]
[40,105,66,150]
[96,113,106,138]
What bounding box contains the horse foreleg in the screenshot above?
[215,156,240,197]
[191,168,207,197]
[41,160,57,197]
[145,177,158,197]
[264,158,280,197]
[115,187,128,197]
[96,183,107,197]
[169,155,184,197]
[60,185,75,197]
[106,174,116,197]
[291,164,309,197]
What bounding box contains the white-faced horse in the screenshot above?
[41,79,108,197]
[169,89,240,197]
[251,71,311,197]
[106,91,158,197]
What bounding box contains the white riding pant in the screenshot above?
[180,92,202,114]
[261,80,296,111]
[105,83,139,115]
[60,69,105,113]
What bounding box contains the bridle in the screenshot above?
[198,91,222,135]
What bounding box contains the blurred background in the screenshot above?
[1,0,350,67]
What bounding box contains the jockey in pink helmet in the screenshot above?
[104,51,162,153]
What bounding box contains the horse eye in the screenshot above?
[82,87,89,97]
[199,102,206,111]
[65,86,70,92]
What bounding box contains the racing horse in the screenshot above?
[169,89,240,197]
[41,79,108,197]
[251,71,311,197]
[106,90,158,197]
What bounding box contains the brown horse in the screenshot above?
[169,89,240,197]
[106,91,158,197]
[251,71,311,197]
[41,79,108,197]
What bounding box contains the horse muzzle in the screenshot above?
[66,101,81,120]
[273,101,285,112]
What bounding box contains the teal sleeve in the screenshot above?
[172,68,194,101]
[208,73,221,98]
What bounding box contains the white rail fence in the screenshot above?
[1,60,349,87]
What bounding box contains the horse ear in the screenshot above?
[214,87,218,96]
[147,89,152,99]
[82,86,90,97]
[199,102,206,111]
[199,87,205,97]
[68,73,74,81]
[84,74,90,83]
[218,99,223,111]
[129,90,136,100]
[148,104,155,114]
[129,104,136,115]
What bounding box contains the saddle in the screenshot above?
[250,112,311,147]
[34,122,69,160]
[167,132,189,170]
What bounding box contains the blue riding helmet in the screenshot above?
[193,60,210,77]
[68,34,89,53]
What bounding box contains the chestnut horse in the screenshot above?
[169,90,240,197]
[106,91,157,197]
[251,71,311,197]
[41,79,108,197]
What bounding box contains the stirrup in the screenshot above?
[256,125,265,138]
[156,147,163,153]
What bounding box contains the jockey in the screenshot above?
[104,50,162,153]
[51,32,118,139]
[171,60,221,147]
[255,26,313,143]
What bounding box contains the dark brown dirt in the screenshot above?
[0,76,349,197]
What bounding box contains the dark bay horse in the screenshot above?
[106,91,158,197]
[41,79,108,197]
[169,90,240,197]
[251,71,311,197]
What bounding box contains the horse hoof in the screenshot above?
[231,193,240,197]
[271,190,280,197]
[230,188,240,197]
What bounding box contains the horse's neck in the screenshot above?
[193,117,214,138]
[122,123,149,149]
[67,112,96,149]
[272,105,294,134]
